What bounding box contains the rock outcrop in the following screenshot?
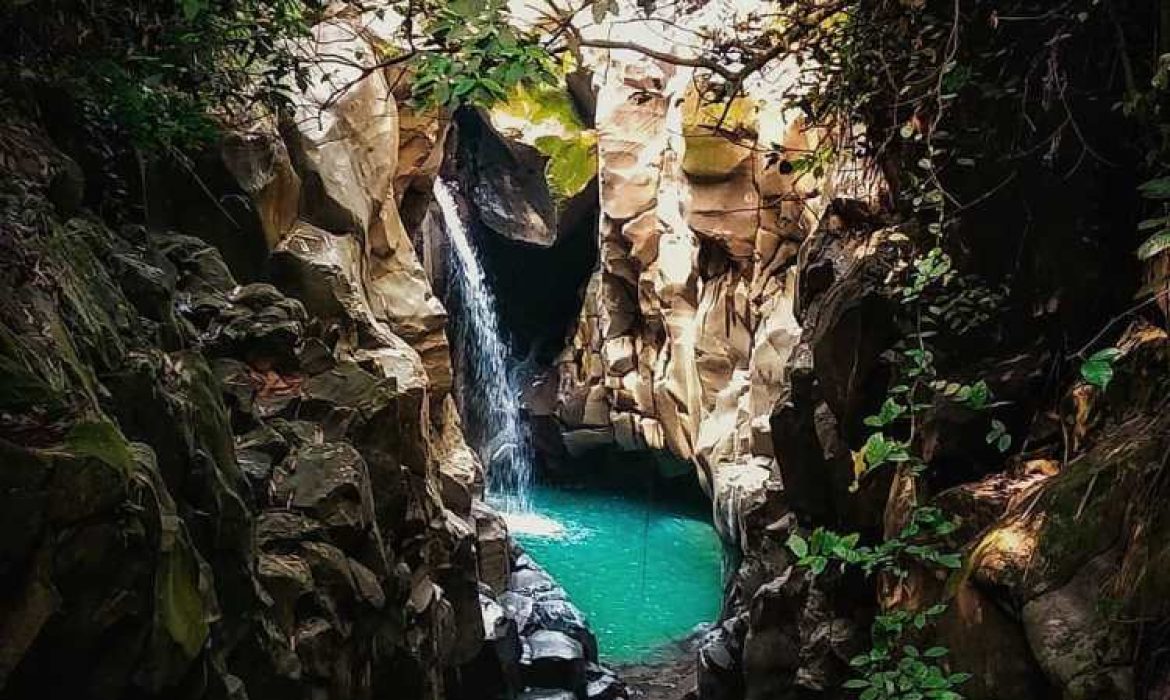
[547,32,879,555]
[532,8,1170,700]
[0,8,503,700]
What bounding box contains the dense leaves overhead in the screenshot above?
[0,0,318,148]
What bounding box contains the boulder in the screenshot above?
[465,592,523,699]
[518,690,578,700]
[935,581,1053,700]
[521,630,588,693]
[586,662,629,700]
[462,83,598,247]
[270,442,376,543]
[697,617,745,700]
[472,501,511,595]
[531,598,599,663]
[1022,554,1134,699]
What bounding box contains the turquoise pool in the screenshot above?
[510,481,725,663]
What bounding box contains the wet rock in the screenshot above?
[510,565,561,597]
[697,616,746,700]
[1022,554,1134,699]
[271,442,375,543]
[586,662,629,700]
[500,590,537,632]
[532,598,599,663]
[518,690,578,700]
[464,592,523,698]
[521,630,587,693]
[256,511,326,550]
[433,395,483,515]
[258,552,313,629]
[458,86,597,247]
[204,282,307,368]
[936,581,1053,700]
[472,501,511,594]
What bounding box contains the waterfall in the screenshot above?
[433,179,533,512]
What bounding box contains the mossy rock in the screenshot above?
[46,419,135,524]
[492,83,587,134]
[681,92,757,179]
[965,417,1162,603]
[489,83,598,204]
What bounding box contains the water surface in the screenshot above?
[512,482,724,663]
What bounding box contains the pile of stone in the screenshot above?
[469,539,629,700]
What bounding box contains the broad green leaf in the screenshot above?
[786,533,809,558]
[1080,348,1121,389]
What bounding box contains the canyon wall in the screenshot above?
[474,8,1170,700]
[0,7,499,700]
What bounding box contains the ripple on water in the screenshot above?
[513,483,724,663]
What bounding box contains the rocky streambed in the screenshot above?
[472,542,629,700]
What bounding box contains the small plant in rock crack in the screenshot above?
[845,605,972,700]
[1078,347,1123,390]
[785,508,960,579]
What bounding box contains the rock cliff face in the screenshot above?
[549,42,874,555]
[5,2,1170,700]
[0,8,492,700]
[512,12,1170,700]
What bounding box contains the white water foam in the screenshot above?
[501,511,569,539]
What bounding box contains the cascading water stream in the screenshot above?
[434,179,533,512]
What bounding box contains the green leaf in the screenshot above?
[865,398,907,427]
[924,647,949,658]
[1080,348,1121,389]
[936,553,963,569]
[1138,176,1170,199]
[1138,216,1169,231]
[180,0,207,20]
[1137,230,1170,260]
[787,533,809,558]
[996,433,1012,452]
[843,679,870,689]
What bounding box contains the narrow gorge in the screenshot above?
[1,2,1169,700]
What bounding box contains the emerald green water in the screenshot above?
[511,482,724,663]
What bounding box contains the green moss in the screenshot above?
[63,419,136,474]
[494,83,587,133]
[682,136,753,178]
[682,94,756,178]
[156,531,211,660]
[0,323,68,413]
